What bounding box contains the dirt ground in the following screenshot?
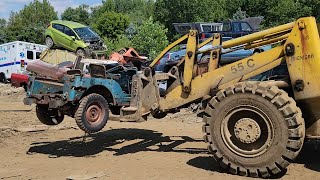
[0,84,319,180]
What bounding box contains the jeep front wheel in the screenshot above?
[75,94,109,133]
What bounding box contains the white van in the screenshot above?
[0,41,47,82]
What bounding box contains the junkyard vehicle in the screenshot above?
[174,17,262,42]
[0,41,46,83]
[118,17,319,178]
[25,16,320,178]
[24,58,137,133]
[45,20,106,57]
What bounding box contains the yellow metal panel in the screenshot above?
[222,22,295,48]
[219,58,283,90]
[208,34,221,72]
[182,30,197,93]
[285,17,320,100]
[160,46,284,110]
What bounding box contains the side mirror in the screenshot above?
[71,36,76,41]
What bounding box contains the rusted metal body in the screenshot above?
[109,47,147,66]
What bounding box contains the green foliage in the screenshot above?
[0,19,7,43]
[232,8,248,20]
[154,0,227,39]
[224,0,316,27]
[92,0,155,23]
[132,18,169,59]
[61,4,90,25]
[1,0,320,52]
[5,0,57,44]
[92,11,130,39]
[104,35,132,55]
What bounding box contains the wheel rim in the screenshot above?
[85,103,105,125]
[221,105,273,158]
[77,50,85,57]
[46,37,53,48]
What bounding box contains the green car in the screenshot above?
[45,20,105,57]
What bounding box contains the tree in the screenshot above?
[61,5,90,25]
[91,0,155,25]
[154,0,227,40]
[232,7,248,20]
[0,19,7,43]
[104,35,132,55]
[225,0,313,27]
[132,18,169,59]
[91,11,130,39]
[6,0,57,44]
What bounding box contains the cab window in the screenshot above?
[36,52,41,59]
[233,22,240,32]
[27,51,34,60]
[64,26,76,37]
[52,24,64,32]
[241,23,252,31]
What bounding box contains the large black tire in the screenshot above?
[202,81,305,178]
[36,105,64,125]
[75,93,109,133]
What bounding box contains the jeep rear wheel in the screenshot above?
[75,94,109,133]
[202,82,305,178]
[36,105,64,125]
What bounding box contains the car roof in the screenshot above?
[51,20,87,29]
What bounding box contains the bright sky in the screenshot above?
[0,0,103,19]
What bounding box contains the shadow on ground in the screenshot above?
[295,140,320,173]
[27,128,320,178]
[27,128,207,157]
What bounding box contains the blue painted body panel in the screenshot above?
[27,75,131,106]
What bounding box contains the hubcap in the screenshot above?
[85,104,105,125]
[46,38,53,47]
[234,118,261,144]
[221,105,273,158]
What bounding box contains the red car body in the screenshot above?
[11,73,28,89]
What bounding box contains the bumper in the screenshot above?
[23,96,67,109]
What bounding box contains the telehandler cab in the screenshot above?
[120,17,320,177]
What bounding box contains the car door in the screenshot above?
[63,26,78,51]
[51,24,65,47]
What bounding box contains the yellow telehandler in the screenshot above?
[120,17,320,177]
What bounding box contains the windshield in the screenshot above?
[74,27,99,41]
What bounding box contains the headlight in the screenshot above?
[85,42,90,46]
